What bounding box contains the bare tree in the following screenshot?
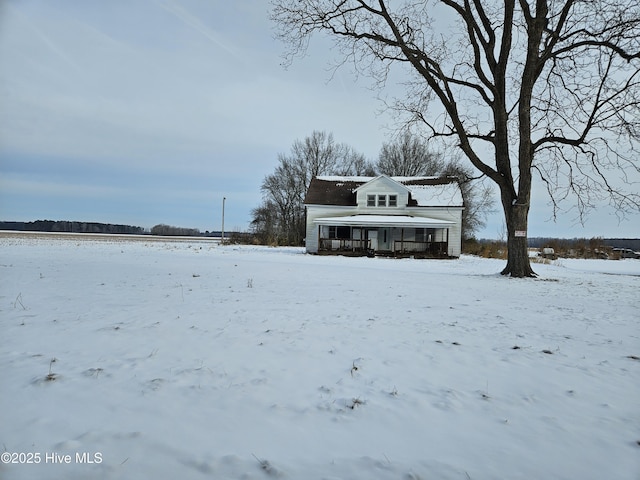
[250,200,280,245]
[271,0,640,276]
[441,158,495,240]
[334,146,377,176]
[260,159,306,245]
[254,131,372,245]
[377,131,445,176]
[377,131,493,239]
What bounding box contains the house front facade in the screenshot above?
[304,175,464,258]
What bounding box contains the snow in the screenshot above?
[1,234,639,480]
[404,184,463,207]
[314,176,464,207]
[316,175,442,183]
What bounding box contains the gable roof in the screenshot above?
[353,174,411,193]
[305,175,463,207]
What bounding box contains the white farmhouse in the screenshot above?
[304,175,464,257]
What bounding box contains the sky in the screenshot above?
[0,0,638,239]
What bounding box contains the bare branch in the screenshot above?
[271,0,640,276]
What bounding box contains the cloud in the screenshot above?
[0,1,637,236]
[160,0,243,62]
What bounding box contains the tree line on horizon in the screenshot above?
[1,221,637,252]
[0,220,146,235]
[0,221,209,237]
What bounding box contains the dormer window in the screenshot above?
[366,194,399,207]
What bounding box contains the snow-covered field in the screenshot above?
[1,233,638,480]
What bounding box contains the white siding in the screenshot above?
[305,176,463,257]
[355,176,410,212]
[404,206,462,257]
[306,204,463,256]
[305,205,353,253]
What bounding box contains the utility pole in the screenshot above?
[221,196,226,244]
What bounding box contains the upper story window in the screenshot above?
[366,194,399,207]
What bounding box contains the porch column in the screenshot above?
[446,228,449,256]
[350,226,354,252]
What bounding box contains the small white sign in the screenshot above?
[515,230,527,237]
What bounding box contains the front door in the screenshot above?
[367,230,378,251]
[378,228,391,251]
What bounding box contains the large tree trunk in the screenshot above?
[500,200,536,277]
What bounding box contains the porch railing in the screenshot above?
[319,238,447,256]
[393,240,448,256]
[319,238,370,252]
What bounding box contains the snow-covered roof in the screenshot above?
[406,183,463,206]
[306,175,463,207]
[315,175,443,182]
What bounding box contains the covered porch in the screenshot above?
[314,215,455,258]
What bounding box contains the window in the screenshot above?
[328,226,350,239]
[415,228,435,242]
[366,193,399,207]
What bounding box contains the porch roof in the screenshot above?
[314,214,455,228]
